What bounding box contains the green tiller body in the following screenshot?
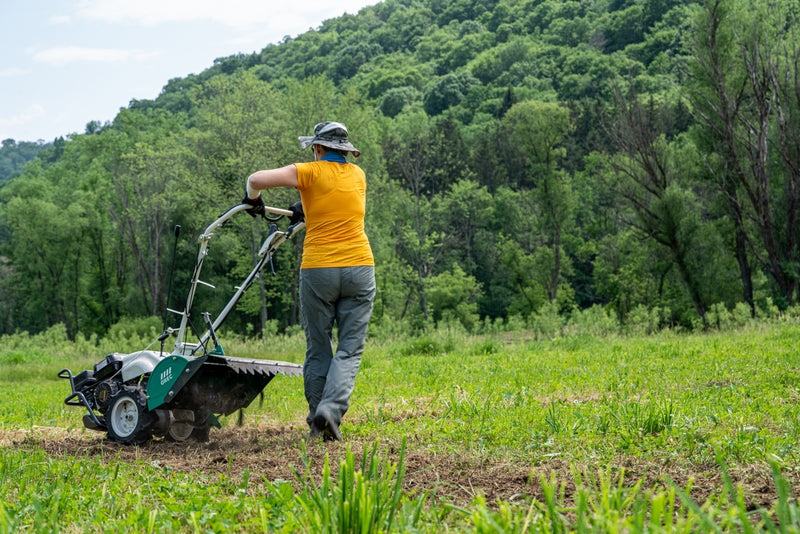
[59,203,304,444]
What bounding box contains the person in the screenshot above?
[243,121,375,442]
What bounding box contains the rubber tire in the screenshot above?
[166,410,194,442]
[106,387,151,445]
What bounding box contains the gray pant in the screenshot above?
[300,265,375,428]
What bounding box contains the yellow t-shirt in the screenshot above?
[294,160,374,269]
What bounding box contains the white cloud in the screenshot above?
[76,0,376,31]
[32,46,158,64]
[77,0,287,29]
[48,15,72,25]
[0,105,46,129]
[0,67,29,78]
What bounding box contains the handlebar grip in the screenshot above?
[263,206,294,217]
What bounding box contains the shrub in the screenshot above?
[397,336,444,357]
[756,297,780,319]
[100,316,163,353]
[106,316,162,339]
[427,265,482,332]
[367,315,414,342]
[505,314,527,332]
[625,305,669,335]
[477,316,506,335]
[706,302,733,330]
[732,302,752,326]
[470,338,501,355]
[531,301,564,339]
[567,304,619,336]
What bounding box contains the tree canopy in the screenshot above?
[2,0,800,339]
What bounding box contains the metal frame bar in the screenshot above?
[171,203,304,355]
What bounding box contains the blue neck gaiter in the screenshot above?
[320,152,347,164]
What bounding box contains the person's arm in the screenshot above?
[246,165,299,198]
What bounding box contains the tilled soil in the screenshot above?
[2,424,795,510]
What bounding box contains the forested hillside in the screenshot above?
[1,0,799,339]
[0,139,58,182]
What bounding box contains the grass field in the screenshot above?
[1,320,800,532]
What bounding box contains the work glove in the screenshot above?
[288,201,304,225]
[242,194,265,218]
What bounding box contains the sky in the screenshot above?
[1,0,379,143]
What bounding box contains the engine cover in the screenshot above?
[93,353,125,381]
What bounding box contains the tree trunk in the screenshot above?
[550,226,561,303]
[734,227,754,315]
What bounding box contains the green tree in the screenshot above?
[191,71,294,334]
[427,264,482,330]
[329,40,384,82]
[101,109,192,318]
[687,0,800,307]
[501,101,576,304]
[0,156,96,338]
[438,179,493,273]
[423,71,480,116]
[379,86,422,118]
[385,112,456,327]
[603,87,740,325]
[0,139,51,181]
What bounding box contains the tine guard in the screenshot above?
[166,356,303,416]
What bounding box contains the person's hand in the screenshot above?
[288,201,304,225]
[242,194,265,218]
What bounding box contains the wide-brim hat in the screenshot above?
[298,121,361,157]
